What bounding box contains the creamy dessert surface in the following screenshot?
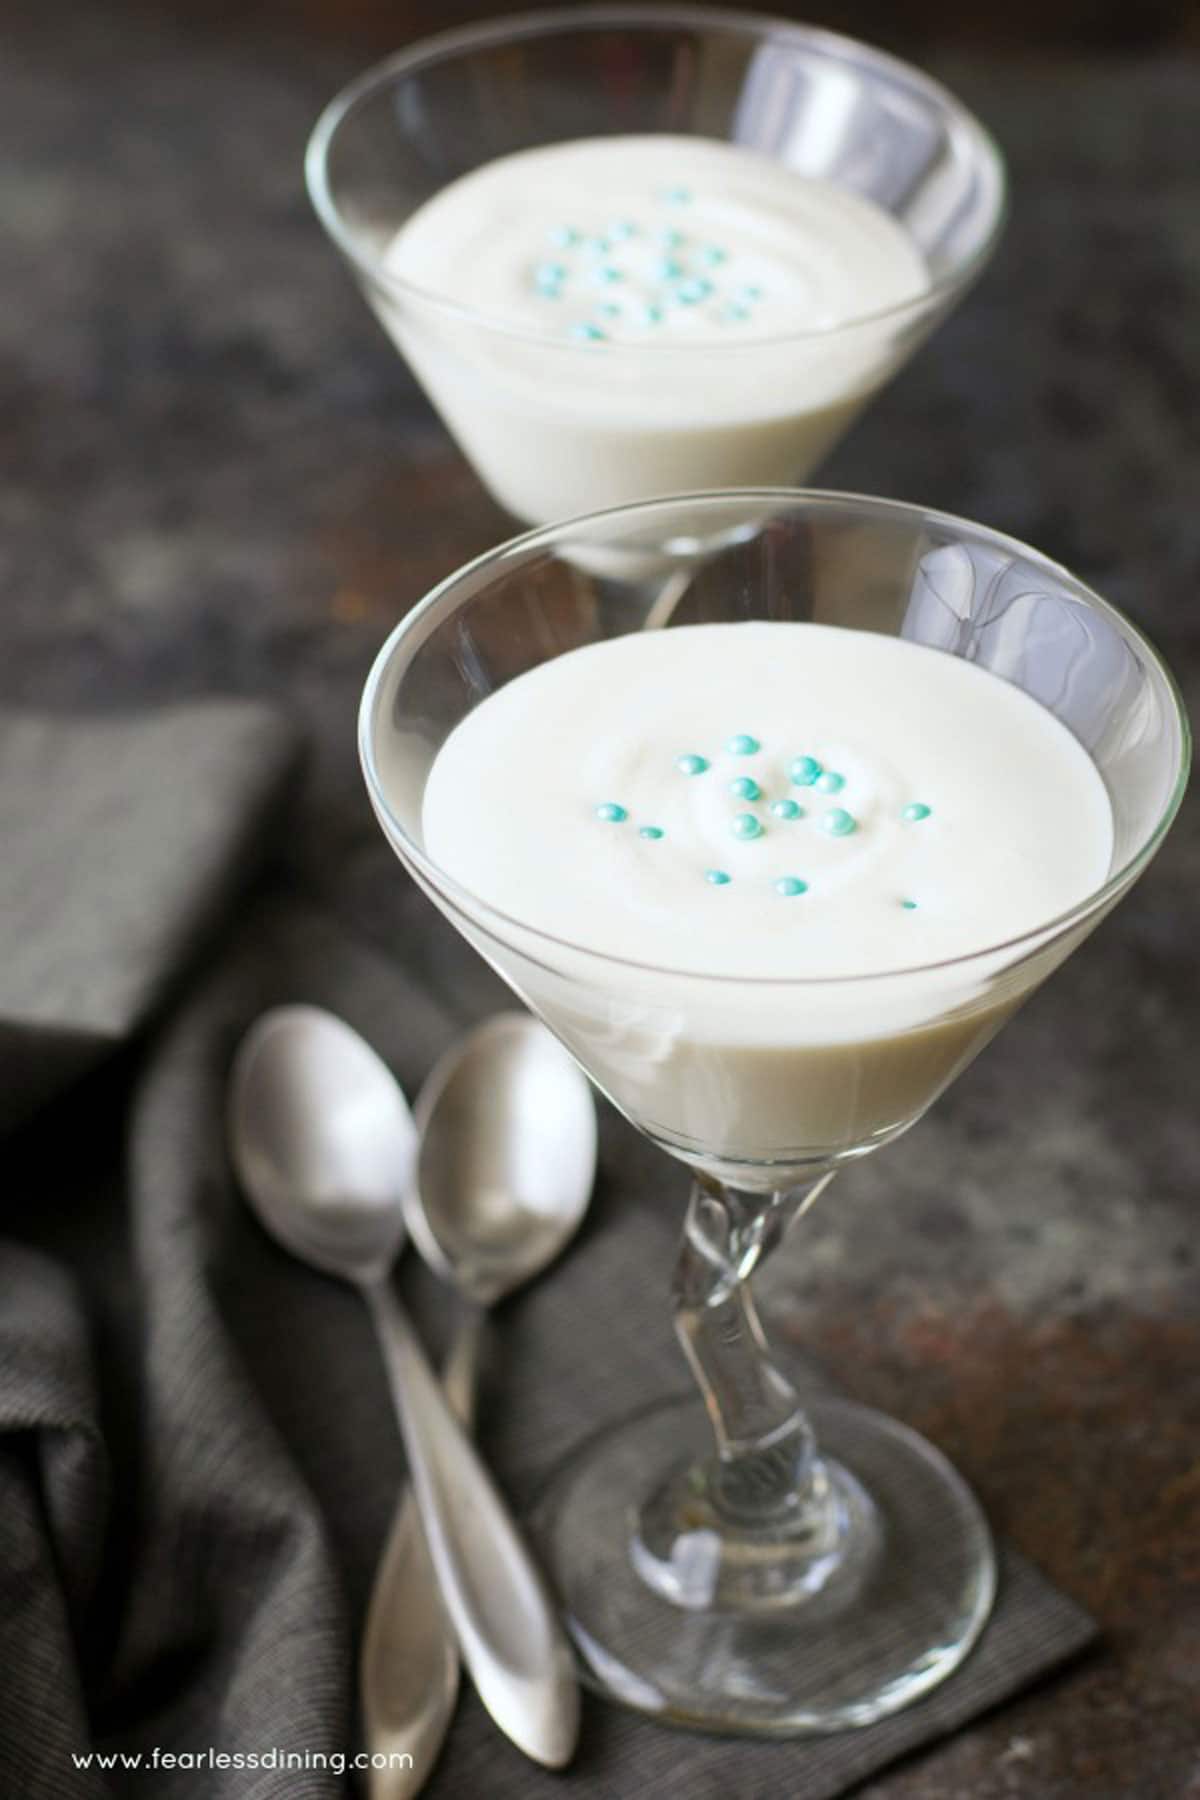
[422,622,1114,983]
[386,135,930,350]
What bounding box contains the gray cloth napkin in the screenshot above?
[0,704,1096,1799]
[0,703,304,1134]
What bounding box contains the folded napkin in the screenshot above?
[0,703,1096,1798]
[0,703,304,1133]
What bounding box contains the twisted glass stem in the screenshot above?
[672,1174,834,1526]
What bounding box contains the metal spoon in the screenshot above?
[362,1013,596,1794]
[227,1005,582,1780]
[407,1013,598,1309]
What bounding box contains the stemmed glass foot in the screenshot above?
[533,1393,995,1734]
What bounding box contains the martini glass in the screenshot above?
[359,490,1188,1734]
[307,7,1005,533]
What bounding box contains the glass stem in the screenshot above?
[672,1173,834,1528]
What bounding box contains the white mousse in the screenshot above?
[377,137,932,521]
[387,136,928,345]
[412,625,1114,1179]
[423,623,1112,980]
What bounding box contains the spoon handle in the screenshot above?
[361,1317,482,1799]
[364,1281,580,1769]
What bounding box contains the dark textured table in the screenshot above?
[6,5,1199,1795]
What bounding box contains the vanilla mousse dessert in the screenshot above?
[413,623,1114,1178]
[377,137,932,521]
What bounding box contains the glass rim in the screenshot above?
[306,2,1008,355]
[359,486,1191,991]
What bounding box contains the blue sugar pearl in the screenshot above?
[821,808,857,838]
[729,776,762,801]
[815,770,845,794]
[902,802,933,822]
[775,876,809,897]
[900,898,918,910]
[770,799,803,820]
[639,825,665,840]
[569,322,607,343]
[656,257,685,281]
[595,802,627,822]
[547,225,580,248]
[705,868,732,886]
[731,813,764,841]
[675,752,709,775]
[790,755,822,786]
[727,733,761,756]
[699,245,728,266]
[675,277,714,305]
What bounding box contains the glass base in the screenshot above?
[530,1395,996,1736]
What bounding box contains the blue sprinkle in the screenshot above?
[660,186,692,205]
[607,220,637,241]
[815,770,845,794]
[722,302,751,322]
[902,802,932,822]
[727,733,761,756]
[535,261,568,284]
[596,301,622,318]
[656,257,685,281]
[656,228,685,249]
[640,303,665,325]
[675,277,714,305]
[775,876,809,897]
[731,812,764,841]
[737,284,763,302]
[821,808,857,838]
[585,234,612,255]
[790,755,822,787]
[595,802,627,822]
[591,264,624,286]
[675,752,709,776]
[900,898,918,910]
[729,776,762,801]
[770,799,803,820]
[699,245,728,266]
[547,225,580,248]
[639,825,665,840]
[705,868,732,886]
[569,322,608,343]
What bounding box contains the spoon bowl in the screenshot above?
[229,1004,415,1281]
[410,1013,597,1307]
